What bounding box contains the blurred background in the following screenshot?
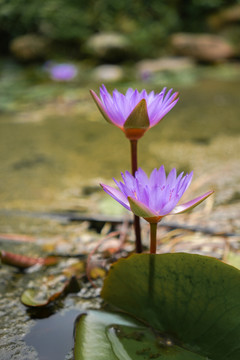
[0,0,240,235]
[0,3,240,359]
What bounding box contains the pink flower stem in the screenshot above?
[130,139,142,253]
[150,222,157,254]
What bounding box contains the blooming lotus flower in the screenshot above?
[101,166,213,224]
[90,85,179,140]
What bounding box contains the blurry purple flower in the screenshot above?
[46,63,78,81]
[90,85,179,140]
[101,166,213,223]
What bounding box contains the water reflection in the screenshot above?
[25,309,82,360]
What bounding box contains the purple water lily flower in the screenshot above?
[90,85,179,140]
[101,166,213,224]
[46,63,78,81]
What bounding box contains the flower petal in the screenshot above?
[171,191,214,214]
[150,98,179,127]
[90,89,120,127]
[101,92,125,127]
[135,167,149,186]
[167,167,177,187]
[100,184,131,210]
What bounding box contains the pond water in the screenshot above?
[0,66,240,360]
[0,73,240,224]
[24,309,83,360]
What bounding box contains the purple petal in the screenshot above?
[158,165,166,186]
[100,184,131,210]
[159,96,179,116]
[149,168,158,187]
[116,180,133,198]
[160,87,167,98]
[167,168,177,187]
[135,168,149,186]
[125,88,134,97]
[162,88,173,103]
[165,91,179,105]
[101,93,125,127]
[130,89,141,107]
[183,171,193,191]
[140,89,148,99]
[121,171,136,189]
[147,93,165,122]
[177,172,193,198]
[129,89,139,109]
[90,90,114,125]
[175,171,184,188]
[112,91,129,119]
[147,90,156,103]
[150,98,179,127]
[135,180,149,207]
[159,195,180,215]
[171,191,214,214]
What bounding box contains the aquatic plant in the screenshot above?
[90,85,179,252]
[75,254,240,360]
[101,166,213,253]
[90,85,179,140]
[73,83,240,360]
[45,62,78,81]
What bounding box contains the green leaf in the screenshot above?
[102,253,240,360]
[74,310,207,360]
[124,99,150,130]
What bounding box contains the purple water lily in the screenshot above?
[46,63,78,81]
[90,85,179,140]
[101,166,213,253]
[91,85,179,252]
[101,166,213,223]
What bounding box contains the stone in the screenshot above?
[10,34,48,61]
[136,56,195,78]
[85,32,130,61]
[92,64,124,82]
[208,5,240,30]
[170,33,234,62]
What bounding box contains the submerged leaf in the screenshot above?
[74,310,206,360]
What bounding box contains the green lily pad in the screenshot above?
[74,310,207,359]
[101,253,240,360]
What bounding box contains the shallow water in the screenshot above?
[24,309,82,360]
[0,77,239,219]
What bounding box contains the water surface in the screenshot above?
[0,76,240,233]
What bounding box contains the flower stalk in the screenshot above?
[130,140,138,175]
[130,139,142,253]
[150,222,157,254]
